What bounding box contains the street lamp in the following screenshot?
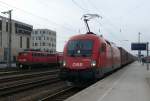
[138,32,142,59]
[1,10,12,68]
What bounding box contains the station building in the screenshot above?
[31,29,56,53]
[0,16,33,62]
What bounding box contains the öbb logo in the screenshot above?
[72,63,83,67]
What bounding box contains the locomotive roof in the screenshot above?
[69,32,101,40]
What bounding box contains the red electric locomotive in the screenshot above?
[17,50,58,68]
[60,32,121,83]
[59,14,135,85]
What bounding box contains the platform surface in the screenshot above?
[65,62,150,101]
[0,63,16,68]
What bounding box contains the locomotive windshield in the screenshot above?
[19,52,28,56]
[67,40,93,57]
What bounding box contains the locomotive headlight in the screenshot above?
[91,60,96,67]
[91,61,96,67]
[63,61,66,67]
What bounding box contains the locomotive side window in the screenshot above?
[23,52,28,56]
[33,53,38,57]
[32,53,37,57]
[39,53,42,57]
[44,54,46,57]
[43,53,47,57]
[31,52,48,57]
[32,53,34,56]
[101,43,106,52]
[34,53,37,57]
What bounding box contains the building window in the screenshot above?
[52,43,54,47]
[27,37,30,48]
[43,42,45,46]
[20,36,22,48]
[0,20,2,31]
[49,43,51,46]
[39,36,41,40]
[43,31,45,34]
[40,42,42,46]
[35,43,38,46]
[6,22,8,32]
[35,31,38,34]
[15,23,32,35]
[0,32,2,47]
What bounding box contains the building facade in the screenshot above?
[0,16,33,62]
[32,29,56,53]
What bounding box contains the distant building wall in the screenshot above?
[0,16,33,62]
[31,29,56,53]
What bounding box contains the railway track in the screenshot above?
[0,70,21,76]
[0,67,82,101]
[0,67,58,76]
[0,69,60,96]
[0,67,19,72]
[11,82,69,101]
[0,76,60,97]
[0,69,59,83]
[39,87,83,101]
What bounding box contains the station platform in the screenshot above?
[0,63,16,68]
[65,62,150,101]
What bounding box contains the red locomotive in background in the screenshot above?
[59,14,135,84]
[17,50,63,68]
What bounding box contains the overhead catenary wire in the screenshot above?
[0,0,125,43]
[71,0,122,42]
[0,1,78,51]
[0,5,55,31]
[0,0,76,32]
[85,0,127,42]
[87,0,134,40]
[95,21,120,42]
[71,0,90,13]
[86,0,122,30]
[34,0,78,31]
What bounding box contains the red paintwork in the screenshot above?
[63,33,121,70]
[17,51,58,67]
[57,52,63,63]
[60,32,135,83]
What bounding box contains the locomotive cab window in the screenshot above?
[67,40,93,57]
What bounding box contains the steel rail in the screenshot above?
[0,76,60,96]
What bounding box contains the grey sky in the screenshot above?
[0,0,149,55]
